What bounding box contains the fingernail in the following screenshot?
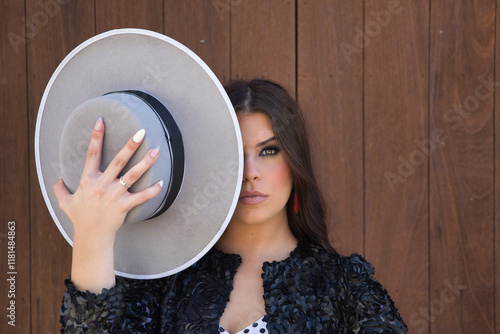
[158,180,164,188]
[133,129,146,143]
[95,117,103,130]
[150,146,160,158]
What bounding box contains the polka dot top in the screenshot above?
[219,317,268,334]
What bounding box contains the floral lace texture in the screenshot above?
[60,242,407,333]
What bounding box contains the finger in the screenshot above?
[117,147,160,190]
[53,177,71,211]
[82,117,105,175]
[124,181,163,211]
[102,129,146,182]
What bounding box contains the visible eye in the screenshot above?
[260,145,281,156]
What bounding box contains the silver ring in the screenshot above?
[119,176,131,188]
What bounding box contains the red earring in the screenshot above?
[293,193,299,214]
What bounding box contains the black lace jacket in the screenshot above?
[60,242,407,333]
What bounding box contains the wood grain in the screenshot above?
[27,1,95,332]
[430,0,495,332]
[297,0,364,256]
[0,1,30,333]
[496,1,500,331]
[164,0,230,83]
[2,1,500,331]
[96,0,163,33]
[230,0,295,93]
[363,1,429,332]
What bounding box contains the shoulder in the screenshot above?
[288,242,373,277]
[336,252,376,283]
[334,254,408,333]
[265,243,407,332]
[286,243,388,303]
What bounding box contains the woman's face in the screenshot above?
[231,112,293,226]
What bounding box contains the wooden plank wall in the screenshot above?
[0,1,30,333]
[0,0,497,333]
[430,1,495,332]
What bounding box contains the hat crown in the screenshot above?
[59,91,184,224]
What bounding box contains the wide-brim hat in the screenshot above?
[35,29,243,279]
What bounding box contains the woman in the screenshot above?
[55,79,407,333]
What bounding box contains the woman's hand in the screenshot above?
[52,117,162,293]
[53,117,162,238]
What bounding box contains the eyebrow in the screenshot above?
[256,136,276,147]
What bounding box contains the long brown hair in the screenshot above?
[224,79,334,252]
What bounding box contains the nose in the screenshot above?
[242,154,260,182]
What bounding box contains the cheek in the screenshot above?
[270,160,293,193]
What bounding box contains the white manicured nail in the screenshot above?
[133,129,145,143]
[95,117,103,130]
[158,180,164,188]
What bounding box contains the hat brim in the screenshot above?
[35,29,243,279]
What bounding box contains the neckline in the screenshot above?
[211,239,309,266]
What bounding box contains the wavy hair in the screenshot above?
[224,79,334,252]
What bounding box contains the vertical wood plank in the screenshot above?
[231,0,295,94]
[297,0,363,255]
[164,0,230,83]
[430,0,495,333]
[96,0,163,33]
[364,1,429,332]
[27,1,95,332]
[496,0,500,330]
[0,1,30,333]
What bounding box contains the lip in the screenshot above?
[239,191,268,205]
